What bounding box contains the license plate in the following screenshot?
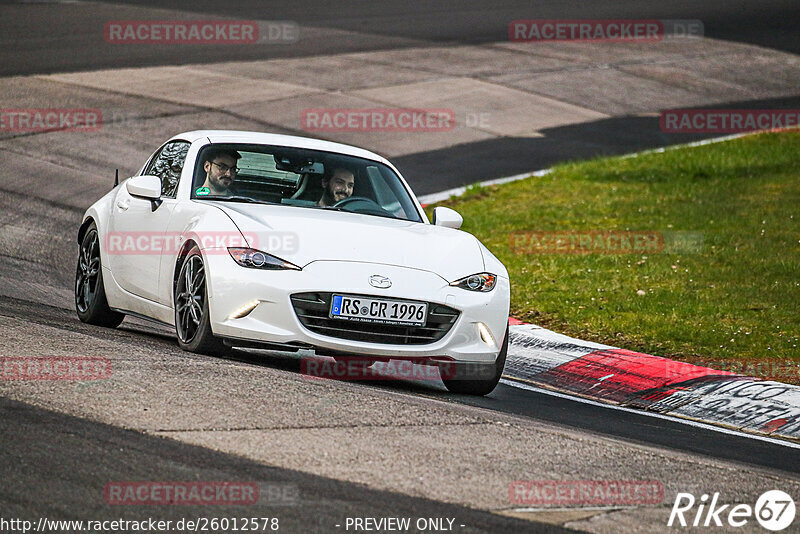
[329,295,427,326]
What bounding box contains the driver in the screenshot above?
[200,148,241,196]
[318,167,354,207]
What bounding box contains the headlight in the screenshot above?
[227,247,301,271]
[450,273,497,292]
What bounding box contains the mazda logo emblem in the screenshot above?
[369,275,391,289]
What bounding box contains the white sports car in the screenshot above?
[75,130,510,394]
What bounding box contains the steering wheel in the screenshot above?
[333,196,393,217]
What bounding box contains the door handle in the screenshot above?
[116,199,130,211]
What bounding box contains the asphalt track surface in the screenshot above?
[4,0,800,76]
[3,0,800,192]
[2,396,569,533]
[5,294,800,475]
[2,1,800,532]
[2,294,800,532]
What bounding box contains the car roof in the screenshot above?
[170,130,391,165]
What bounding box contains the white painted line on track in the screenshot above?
[418,169,552,204]
[618,132,748,158]
[500,378,800,450]
[418,132,752,205]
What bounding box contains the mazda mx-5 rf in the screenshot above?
[75,130,510,394]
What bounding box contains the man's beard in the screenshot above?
[215,176,231,191]
[323,188,338,205]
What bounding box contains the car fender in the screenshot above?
[78,184,123,259]
[161,202,249,308]
[477,240,510,280]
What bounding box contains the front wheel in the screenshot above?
[75,222,124,327]
[174,247,226,355]
[442,323,508,395]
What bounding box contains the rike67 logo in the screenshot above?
[668,490,795,531]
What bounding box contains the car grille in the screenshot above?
[290,292,460,345]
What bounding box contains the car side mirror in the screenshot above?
[126,175,163,211]
[432,206,463,229]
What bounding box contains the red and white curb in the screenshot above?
[505,322,800,442]
[419,130,800,443]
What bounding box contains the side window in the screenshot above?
[145,141,190,198]
[367,165,414,219]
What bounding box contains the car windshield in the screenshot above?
[191,143,422,222]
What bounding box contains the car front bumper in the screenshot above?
[204,255,510,364]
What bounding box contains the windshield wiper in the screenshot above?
[308,204,399,219]
[199,196,273,205]
[289,203,346,212]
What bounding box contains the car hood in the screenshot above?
[209,202,485,281]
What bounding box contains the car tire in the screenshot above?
[442,323,508,396]
[75,222,125,328]
[174,246,227,356]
